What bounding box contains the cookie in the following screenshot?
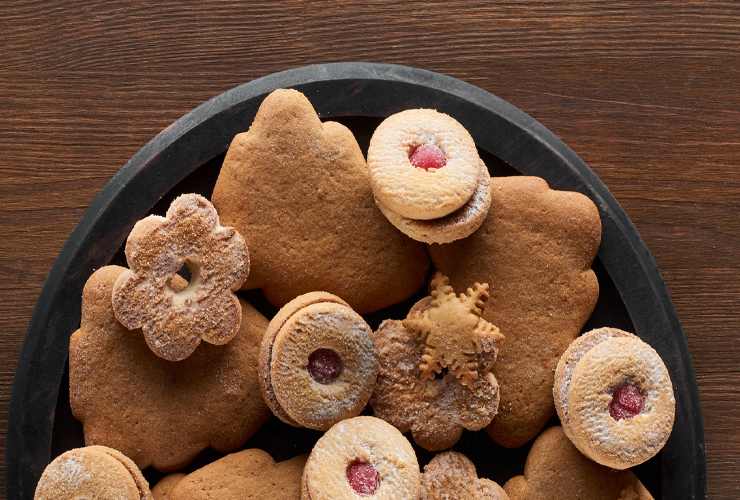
[554,328,675,469]
[152,474,185,500]
[35,445,152,500]
[302,416,420,500]
[504,427,653,500]
[430,176,601,447]
[367,108,481,220]
[113,193,249,361]
[258,291,378,430]
[370,273,503,451]
[70,266,270,471]
[421,451,508,500]
[165,449,305,500]
[212,89,428,314]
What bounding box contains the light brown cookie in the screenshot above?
[152,474,185,500]
[504,427,654,500]
[554,328,675,469]
[370,273,503,451]
[259,291,378,430]
[302,416,420,500]
[113,193,249,361]
[212,89,428,314]
[35,445,152,499]
[421,451,508,500]
[166,449,306,500]
[430,176,601,447]
[367,108,481,220]
[70,266,270,471]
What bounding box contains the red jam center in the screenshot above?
[409,144,446,169]
[609,383,645,420]
[346,461,380,496]
[307,348,343,384]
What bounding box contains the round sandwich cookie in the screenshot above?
[35,446,152,500]
[302,416,421,500]
[554,327,676,470]
[259,292,378,431]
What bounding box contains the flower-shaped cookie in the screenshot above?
[370,273,504,451]
[422,451,508,500]
[113,193,250,361]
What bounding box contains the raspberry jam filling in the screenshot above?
[609,383,645,420]
[346,460,380,495]
[307,348,343,384]
[409,144,446,170]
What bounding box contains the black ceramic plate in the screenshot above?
[7,63,705,499]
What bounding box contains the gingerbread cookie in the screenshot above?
[152,474,185,500]
[113,193,249,361]
[259,291,378,430]
[164,449,305,500]
[367,109,491,243]
[504,427,653,500]
[302,416,420,500]
[554,328,675,469]
[35,446,152,500]
[430,176,601,447]
[70,266,270,471]
[421,451,508,500]
[370,273,503,451]
[212,89,428,314]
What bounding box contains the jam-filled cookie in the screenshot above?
[554,328,675,469]
[367,109,491,243]
[259,292,378,430]
[35,446,152,500]
[421,451,508,500]
[302,416,420,500]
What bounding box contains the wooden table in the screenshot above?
[1,2,738,498]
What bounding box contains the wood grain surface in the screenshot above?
[1,1,738,498]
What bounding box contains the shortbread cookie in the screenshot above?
[113,193,249,361]
[166,449,305,500]
[367,108,481,220]
[376,160,492,244]
[371,273,503,451]
[212,89,428,314]
[554,328,675,469]
[70,266,270,471]
[421,451,508,500]
[259,292,378,430]
[302,416,420,500]
[430,176,601,447]
[35,446,152,500]
[504,427,653,500]
[152,474,185,500]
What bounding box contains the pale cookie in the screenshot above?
[376,160,492,244]
[554,328,675,469]
[421,451,509,500]
[166,449,306,500]
[212,88,428,314]
[70,266,270,471]
[302,416,420,500]
[430,176,601,447]
[370,273,503,451]
[367,108,481,220]
[35,446,152,500]
[504,427,653,500]
[259,292,378,430]
[152,474,185,500]
[113,193,249,361]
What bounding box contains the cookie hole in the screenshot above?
[433,367,449,380]
[609,383,645,420]
[409,143,446,170]
[307,349,343,384]
[346,460,380,495]
[168,258,200,294]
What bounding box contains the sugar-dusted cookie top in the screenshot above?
[504,427,653,500]
[70,266,270,472]
[430,176,601,448]
[212,89,429,314]
[421,451,509,500]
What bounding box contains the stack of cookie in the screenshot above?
[35,88,675,500]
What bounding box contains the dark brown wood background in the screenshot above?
[1,1,738,498]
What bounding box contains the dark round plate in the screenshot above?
[7,62,706,499]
